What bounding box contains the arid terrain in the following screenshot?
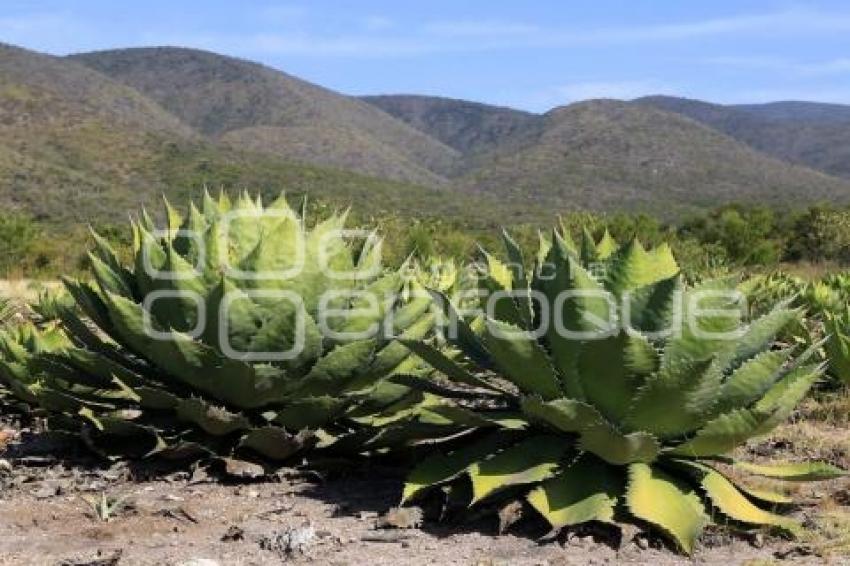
[2,394,849,566]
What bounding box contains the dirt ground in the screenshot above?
[1,407,849,566]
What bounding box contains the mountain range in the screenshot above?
[3,41,850,225]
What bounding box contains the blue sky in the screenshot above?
[3,1,850,112]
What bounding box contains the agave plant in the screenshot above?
[0,191,439,460]
[399,228,844,554]
[740,270,850,385]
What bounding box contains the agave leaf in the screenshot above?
[670,363,820,457]
[527,455,622,529]
[402,431,523,503]
[468,435,569,504]
[521,397,659,465]
[288,340,376,398]
[538,247,613,399]
[736,484,793,505]
[481,319,561,399]
[273,396,348,430]
[625,357,719,438]
[733,461,846,481]
[603,239,678,297]
[429,289,491,369]
[626,463,707,555]
[89,253,135,299]
[238,427,315,460]
[714,348,794,413]
[175,397,251,436]
[672,460,800,534]
[726,308,799,367]
[398,339,505,393]
[576,333,649,423]
[661,278,743,370]
[500,229,534,328]
[99,291,288,409]
[595,229,618,260]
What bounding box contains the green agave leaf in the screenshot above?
[88,252,134,300]
[274,396,348,430]
[736,484,793,505]
[478,249,529,328]
[175,397,251,436]
[579,226,598,264]
[238,427,314,460]
[625,357,719,438]
[670,363,821,457]
[500,229,534,328]
[468,435,569,504]
[398,339,505,393]
[626,463,707,555]
[733,461,846,481]
[402,431,523,503]
[595,229,618,260]
[521,397,659,465]
[429,289,491,369]
[714,348,793,414]
[99,291,288,409]
[824,318,850,384]
[481,319,561,399]
[603,239,679,297]
[527,455,622,529]
[727,307,799,367]
[667,408,761,458]
[89,229,136,299]
[576,332,649,423]
[288,339,376,398]
[537,245,613,399]
[671,460,800,534]
[661,277,743,370]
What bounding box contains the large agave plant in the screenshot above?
[400,229,844,554]
[0,192,438,460]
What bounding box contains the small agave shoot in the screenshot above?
[400,228,845,554]
[0,191,439,461]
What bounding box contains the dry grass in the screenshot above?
[741,390,850,559]
[0,279,61,304]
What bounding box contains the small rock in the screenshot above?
[377,506,423,530]
[497,500,523,534]
[259,522,315,557]
[221,458,265,480]
[221,525,245,542]
[32,484,59,499]
[0,459,12,475]
[750,532,765,548]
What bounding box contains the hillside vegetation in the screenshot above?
[637,95,850,179]
[70,47,460,186]
[0,42,849,230]
[454,100,850,215]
